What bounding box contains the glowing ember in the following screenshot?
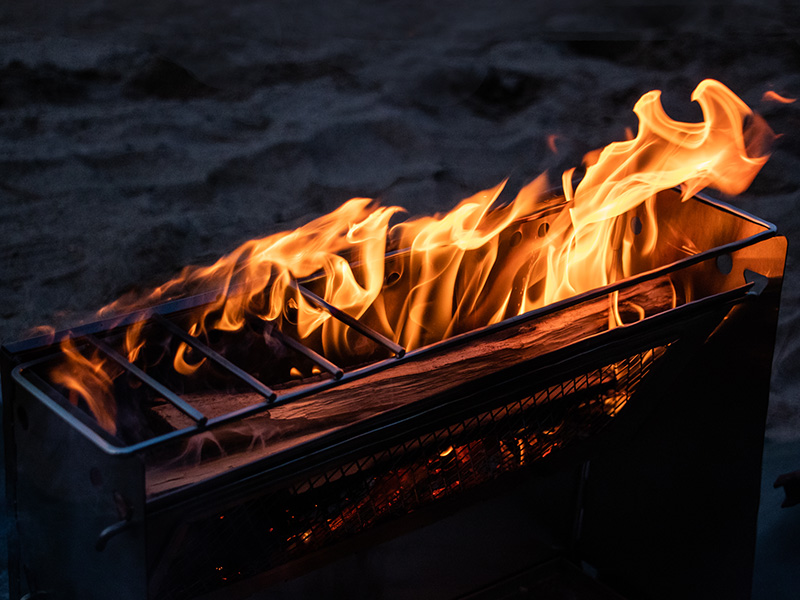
[50,79,773,435]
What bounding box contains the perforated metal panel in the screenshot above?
[153,347,666,599]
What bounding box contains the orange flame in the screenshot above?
[174,323,206,375]
[762,90,796,104]
[50,339,118,433]
[51,79,773,434]
[546,134,560,154]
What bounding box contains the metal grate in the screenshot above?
[153,345,667,599]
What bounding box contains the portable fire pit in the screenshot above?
[1,80,788,600]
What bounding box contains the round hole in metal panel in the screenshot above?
[631,216,643,235]
[509,230,523,247]
[716,254,733,275]
[537,222,550,238]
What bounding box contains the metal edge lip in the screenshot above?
[8,191,779,456]
[692,190,777,232]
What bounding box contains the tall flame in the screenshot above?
[51,79,773,435]
[50,339,118,433]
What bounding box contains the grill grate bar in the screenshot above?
[85,334,207,426]
[291,282,406,358]
[269,329,344,380]
[153,314,277,402]
[13,282,757,457]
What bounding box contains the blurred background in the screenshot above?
[1,0,799,597]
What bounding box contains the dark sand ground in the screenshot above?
[1,1,799,597]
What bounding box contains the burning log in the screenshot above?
[152,279,672,429]
[142,275,677,494]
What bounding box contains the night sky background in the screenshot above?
[1,0,799,597]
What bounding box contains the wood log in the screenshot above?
[146,276,676,496]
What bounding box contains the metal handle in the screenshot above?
[96,519,135,551]
[96,490,135,551]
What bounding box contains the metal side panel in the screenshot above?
[579,235,787,600]
[9,377,147,600]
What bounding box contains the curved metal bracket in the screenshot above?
[744,269,769,296]
[96,519,135,552]
[96,490,136,551]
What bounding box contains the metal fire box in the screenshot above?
[2,188,787,600]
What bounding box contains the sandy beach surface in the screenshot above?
[1,0,799,597]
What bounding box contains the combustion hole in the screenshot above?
[385,271,401,286]
[509,230,523,247]
[537,222,550,238]
[16,406,28,431]
[90,467,103,488]
[716,254,733,275]
[630,216,643,235]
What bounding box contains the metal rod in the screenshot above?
[269,329,344,380]
[292,283,406,358]
[85,335,207,426]
[153,315,277,402]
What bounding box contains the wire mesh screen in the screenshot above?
[151,345,668,599]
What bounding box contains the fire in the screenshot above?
[546,134,560,154]
[51,79,772,435]
[762,90,795,104]
[50,338,118,433]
